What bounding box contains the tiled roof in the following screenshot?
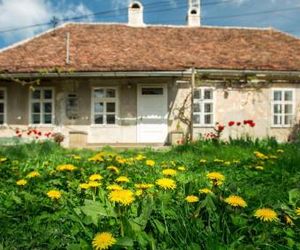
[0,23,300,73]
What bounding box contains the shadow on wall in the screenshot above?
[288,122,300,142]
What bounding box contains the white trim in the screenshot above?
[271,88,296,128]
[91,87,119,127]
[0,88,7,125]
[28,87,55,126]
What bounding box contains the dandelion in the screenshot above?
[145,160,155,167]
[107,166,119,174]
[185,195,199,203]
[92,232,116,250]
[71,155,81,160]
[88,181,101,188]
[199,188,213,194]
[56,164,77,171]
[107,184,123,191]
[284,215,294,225]
[224,195,247,208]
[108,189,135,206]
[16,179,27,186]
[207,172,225,186]
[47,190,62,200]
[224,161,231,166]
[26,171,40,178]
[115,176,130,183]
[134,183,154,189]
[162,169,177,176]
[136,154,146,161]
[277,149,284,154]
[214,159,224,163]
[89,174,103,181]
[0,157,7,163]
[79,183,90,190]
[254,208,278,222]
[178,166,186,171]
[295,208,300,216]
[135,189,143,197]
[156,178,176,190]
[254,151,268,160]
[199,159,207,164]
[255,166,264,171]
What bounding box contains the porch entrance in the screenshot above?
[137,84,168,143]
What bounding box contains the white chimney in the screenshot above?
[128,1,145,27]
[187,0,201,27]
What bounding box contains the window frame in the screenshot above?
[193,87,215,127]
[0,88,7,126]
[91,87,119,127]
[29,87,55,126]
[271,88,296,128]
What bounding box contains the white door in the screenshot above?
[137,85,168,143]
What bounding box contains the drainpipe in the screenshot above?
[190,67,195,142]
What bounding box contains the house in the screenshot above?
[0,0,300,147]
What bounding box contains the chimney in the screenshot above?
[187,0,201,27]
[128,1,145,27]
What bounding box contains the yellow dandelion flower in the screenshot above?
[134,183,154,189]
[88,154,104,162]
[255,166,264,171]
[199,159,207,164]
[162,168,177,176]
[107,166,119,174]
[284,215,294,225]
[16,179,27,186]
[156,178,176,190]
[71,155,81,160]
[47,190,61,200]
[79,183,90,190]
[207,172,225,186]
[26,171,40,178]
[108,189,135,206]
[115,176,130,183]
[254,208,278,222]
[89,174,103,181]
[224,195,247,208]
[56,164,77,171]
[269,155,278,160]
[185,195,199,203]
[146,160,155,167]
[135,189,143,197]
[277,149,284,154]
[0,157,7,163]
[136,154,146,161]
[199,188,213,194]
[107,184,123,191]
[92,232,116,250]
[214,159,224,163]
[233,160,240,164]
[88,181,101,188]
[254,151,268,160]
[295,208,300,216]
[224,161,231,166]
[177,166,186,171]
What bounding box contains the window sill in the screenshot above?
[90,124,120,128]
[271,125,293,129]
[28,124,56,128]
[193,125,215,128]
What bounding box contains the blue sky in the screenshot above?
[0,0,300,49]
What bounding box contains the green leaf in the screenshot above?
[116,237,134,247]
[288,189,300,205]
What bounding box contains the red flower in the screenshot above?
[237,122,241,126]
[228,121,235,127]
[38,132,42,136]
[217,125,225,132]
[17,134,22,138]
[249,122,256,127]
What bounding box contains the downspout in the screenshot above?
[190,67,195,142]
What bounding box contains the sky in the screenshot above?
[0,0,300,49]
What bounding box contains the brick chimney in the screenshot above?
[187,0,201,27]
[128,1,145,27]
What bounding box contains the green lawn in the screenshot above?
[0,139,300,249]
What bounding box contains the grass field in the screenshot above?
[0,139,300,249]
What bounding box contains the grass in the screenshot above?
[0,139,300,249]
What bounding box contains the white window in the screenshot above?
[0,88,6,125]
[193,87,214,126]
[272,89,295,127]
[92,88,117,125]
[30,88,54,124]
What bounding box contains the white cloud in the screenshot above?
[0,0,93,43]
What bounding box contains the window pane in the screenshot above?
[285,104,293,114]
[274,104,282,114]
[284,115,293,125]
[193,103,201,113]
[194,90,201,100]
[106,89,116,98]
[0,91,4,99]
[204,89,213,100]
[32,90,41,99]
[204,114,213,125]
[0,103,3,113]
[0,114,3,124]
[32,114,40,124]
[44,90,52,99]
[273,91,282,101]
[94,115,103,124]
[284,91,293,101]
[107,103,115,113]
[94,103,104,113]
[107,115,116,124]
[32,103,40,113]
[204,103,213,113]
[44,114,52,124]
[44,103,52,113]
[94,89,105,98]
[142,88,163,95]
[273,115,281,125]
[193,114,200,124]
